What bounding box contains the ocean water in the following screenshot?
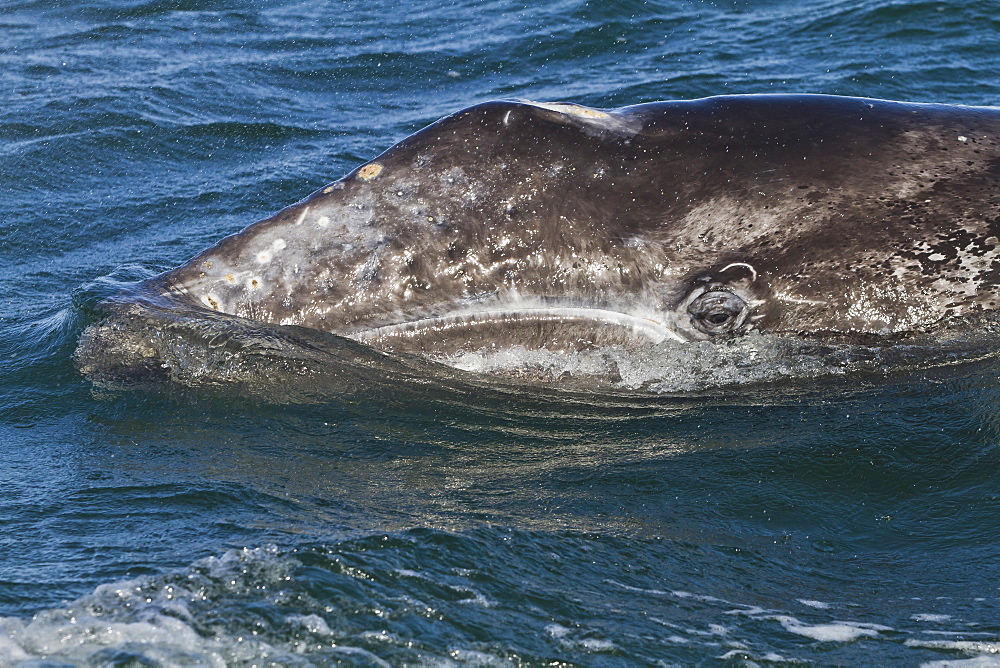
[4,0,1000,664]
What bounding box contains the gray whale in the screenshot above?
[76,94,1000,387]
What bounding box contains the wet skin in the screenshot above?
[121,95,1000,355]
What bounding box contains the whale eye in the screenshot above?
[687,290,748,335]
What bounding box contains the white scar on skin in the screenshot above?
[720,262,758,282]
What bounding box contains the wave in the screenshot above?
[3,534,997,665]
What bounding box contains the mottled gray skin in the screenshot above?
[150,95,1000,355]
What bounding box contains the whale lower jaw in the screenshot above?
[348,307,686,356]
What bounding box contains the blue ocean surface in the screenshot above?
[3,0,1000,664]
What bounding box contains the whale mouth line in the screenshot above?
[349,307,687,348]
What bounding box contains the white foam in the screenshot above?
[0,619,31,664]
[719,648,789,662]
[923,658,1000,668]
[605,579,669,595]
[545,623,616,652]
[914,613,954,622]
[773,615,890,642]
[580,638,617,651]
[451,586,493,608]
[907,639,1000,654]
[798,599,832,609]
[725,605,774,616]
[0,546,381,666]
[8,609,228,666]
[670,590,729,604]
[287,613,335,636]
[449,648,513,665]
[915,638,1000,668]
[685,623,732,637]
[545,623,570,639]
